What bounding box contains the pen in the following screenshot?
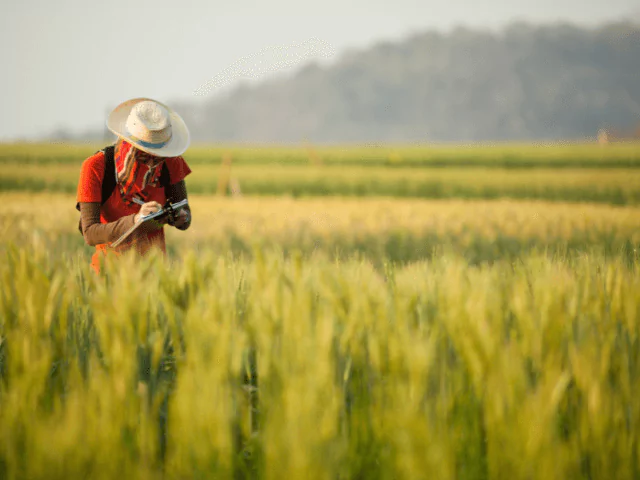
[132,197,145,206]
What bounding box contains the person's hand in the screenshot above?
[171,209,191,229]
[134,201,163,223]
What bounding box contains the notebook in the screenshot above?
[110,199,189,249]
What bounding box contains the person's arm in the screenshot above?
[165,180,192,231]
[79,202,137,246]
[80,201,167,246]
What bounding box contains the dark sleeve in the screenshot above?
[165,180,192,231]
[80,202,137,246]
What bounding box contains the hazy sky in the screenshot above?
[1,0,637,141]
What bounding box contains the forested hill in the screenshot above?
[183,22,640,143]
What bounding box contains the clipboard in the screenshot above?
[110,199,189,249]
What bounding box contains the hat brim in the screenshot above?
[106,97,190,158]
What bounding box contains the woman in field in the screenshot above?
[76,98,192,273]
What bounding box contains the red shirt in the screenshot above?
[77,150,192,271]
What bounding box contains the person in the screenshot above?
[76,98,192,273]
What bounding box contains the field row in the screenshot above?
[2,164,640,204]
[1,244,638,479]
[3,194,639,264]
[2,142,640,168]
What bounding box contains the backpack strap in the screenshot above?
[160,162,171,189]
[101,145,117,205]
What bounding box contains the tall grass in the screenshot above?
[0,242,639,479]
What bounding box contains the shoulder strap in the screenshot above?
[101,145,116,205]
[160,162,171,189]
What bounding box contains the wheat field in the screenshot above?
[0,143,639,479]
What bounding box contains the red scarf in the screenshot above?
[114,140,165,206]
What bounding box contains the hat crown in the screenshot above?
[125,100,172,145]
[107,97,189,157]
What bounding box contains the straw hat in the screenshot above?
[106,98,190,157]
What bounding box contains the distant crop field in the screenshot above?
[2,142,640,204]
[2,141,640,168]
[1,143,639,479]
